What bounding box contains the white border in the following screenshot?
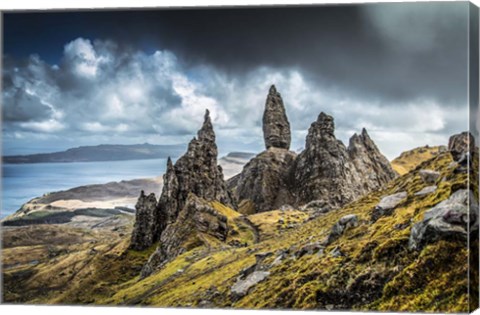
[0,1,479,315]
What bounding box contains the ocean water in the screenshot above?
[1,159,168,219]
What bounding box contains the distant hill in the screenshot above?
[2,143,186,164]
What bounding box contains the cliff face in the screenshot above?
[130,110,234,251]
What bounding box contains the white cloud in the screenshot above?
[2,37,470,158]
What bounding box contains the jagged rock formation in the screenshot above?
[230,88,396,214]
[130,191,159,250]
[141,194,229,277]
[348,128,398,190]
[263,85,291,150]
[231,86,297,214]
[130,109,234,251]
[232,147,297,214]
[293,112,397,209]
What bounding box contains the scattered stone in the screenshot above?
[326,214,359,245]
[300,199,332,214]
[231,271,270,297]
[279,204,294,211]
[295,242,324,258]
[255,252,273,266]
[371,192,407,222]
[271,251,288,266]
[414,186,437,196]
[263,85,291,150]
[409,189,479,250]
[418,170,441,184]
[330,246,344,258]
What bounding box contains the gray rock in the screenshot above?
[448,132,474,162]
[409,189,479,250]
[326,214,359,245]
[300,199,332,213]
[141,194,229,277]
[263,85,291,150]
[330,246,344,258]
[295,242,324,258]
[414,186,437,196]
[418,170,441,184]
[231,147,297,213]
[371,192,407,222]
[129,191,159,250]
[231,271,270,297]
[131,109,235,265]
[293,113,397,210]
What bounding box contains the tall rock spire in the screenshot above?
[262,85,291,150]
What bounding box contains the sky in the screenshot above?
[1,2,473,159]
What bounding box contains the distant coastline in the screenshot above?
[2,143,185,164]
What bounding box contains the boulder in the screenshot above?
[414,186,437,196]
[231,271,270,297]
[371,192,407,222]
[326,214,359,245]
[418,170,441,184]
[409,189,479,250]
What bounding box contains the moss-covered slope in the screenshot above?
[2,150,472,312]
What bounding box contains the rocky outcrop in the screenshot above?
[293,112,397,209]
[448,132,474,162]
[348,128,398,191]
[409,189,479,250]
[231,88,396,214]
[263,85,291,150]
[130,109,234,252]
[129,191,159,250]
[141,194,229,277]
[232,147,296,214]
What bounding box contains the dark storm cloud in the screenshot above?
[1,2,472,158]
[3,2,469,105]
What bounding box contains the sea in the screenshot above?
[1,158,168,219]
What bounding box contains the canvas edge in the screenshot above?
[469,1,480,313]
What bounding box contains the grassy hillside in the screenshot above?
[2,149,473,312]
[391,145,445,175]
